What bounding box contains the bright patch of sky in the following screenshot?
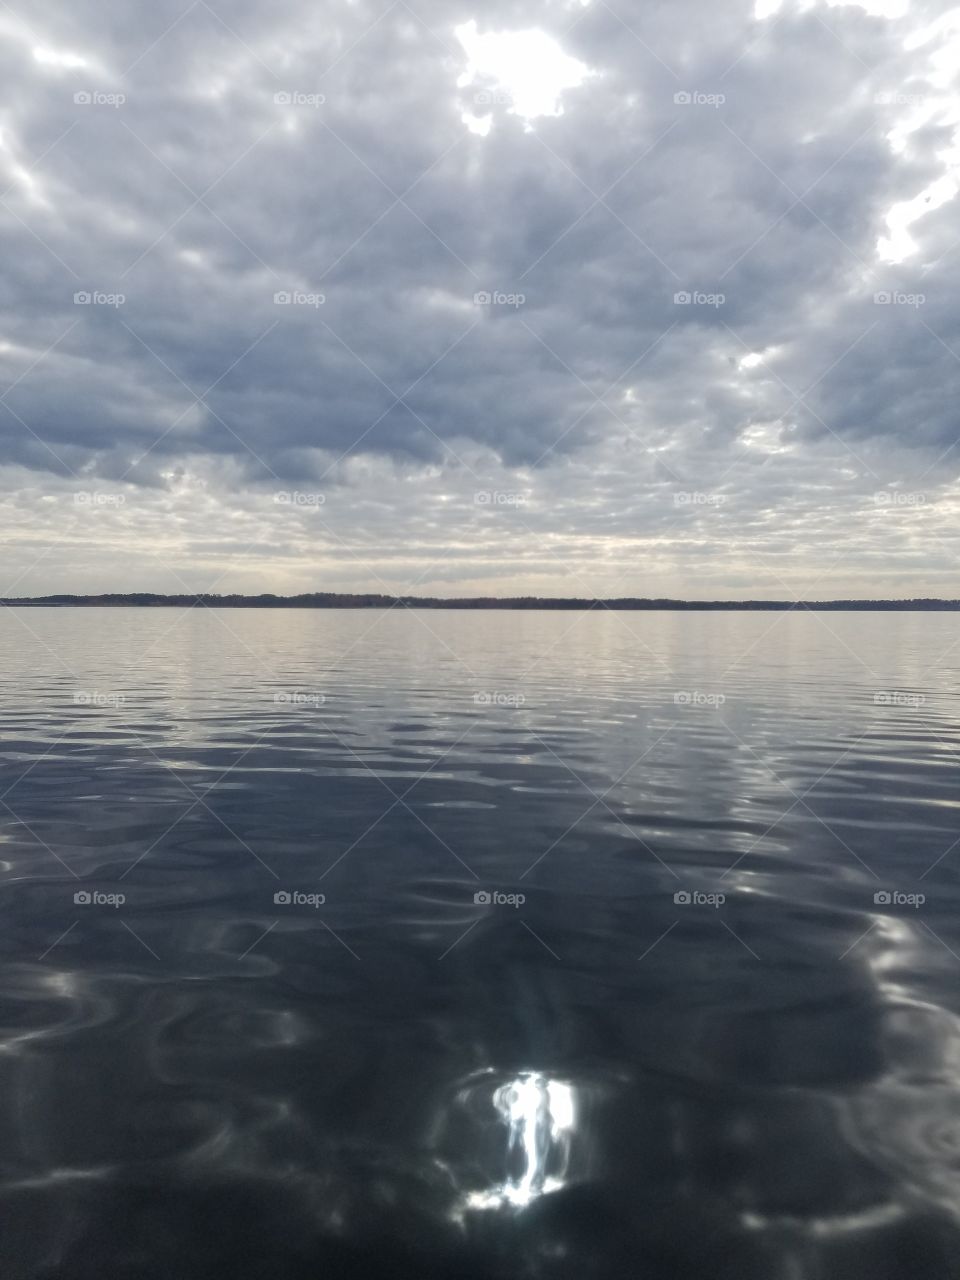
[755,0,908,17]
[755,5,960,264]
[456,20,592,135]
[32,46,87,69]
[877,12,960,262]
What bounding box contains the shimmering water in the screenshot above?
[2,607,960,1279]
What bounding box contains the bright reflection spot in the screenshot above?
[464,1072,576,1210]
[33,46,87,69]
[455,20,592,133]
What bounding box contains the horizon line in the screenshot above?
[3,593,960,611]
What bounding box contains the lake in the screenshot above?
[1,607,959,1278]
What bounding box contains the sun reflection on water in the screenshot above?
[462,1072,576,1212]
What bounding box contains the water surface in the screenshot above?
[2,607,960,1278]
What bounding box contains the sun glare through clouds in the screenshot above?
[456,19,593,135]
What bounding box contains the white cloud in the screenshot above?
[756,0,909,17]
[32,46,88,69]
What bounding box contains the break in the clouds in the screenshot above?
[1,0,959,597]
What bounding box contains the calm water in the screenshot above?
[2,607,960,1278]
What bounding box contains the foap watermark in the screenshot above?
[74,889,125,907]
[674,290,725,308]
[274,690,325,707]
[474,889,525,908]
[274,889,326,907]
[74,291,125,308]
[674,491,726,507]
[473,290,526,309]
[74,491,125,507]
[874,890,925,908]
[474,490,528,507]
[474,88,513,108]
[874,690,926,707]
[674,691,726,707]
[875,91,926,107]
[73,691,125,707]
[473,691,525,708]
[674,889,725,908]
[874,290,925,308]
[274,91,326,107]
[873,491,926,507]
[674,90,725,108]
[274,290,325,308]
[275,490,325,507]
[74,90,125,108]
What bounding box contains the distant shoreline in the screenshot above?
[2,594,959,611]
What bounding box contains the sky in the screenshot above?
[1,0,959,599]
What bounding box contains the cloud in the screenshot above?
[0,0,958,595]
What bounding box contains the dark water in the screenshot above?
[2,607,960,1279]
